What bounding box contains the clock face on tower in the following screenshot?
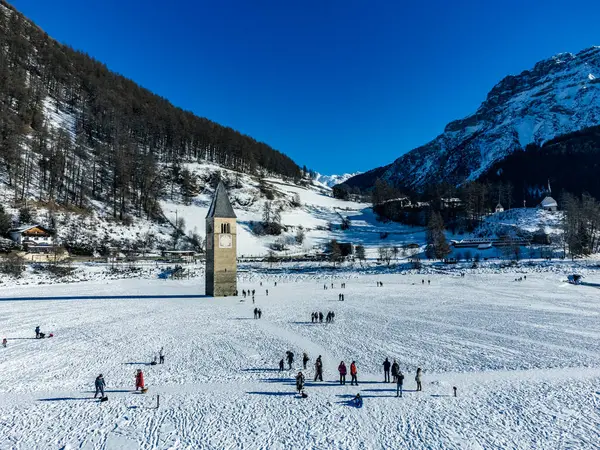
[219,233,232,248]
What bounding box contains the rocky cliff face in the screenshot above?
[347,46,600,190]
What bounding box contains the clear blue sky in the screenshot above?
[11,0,600,174]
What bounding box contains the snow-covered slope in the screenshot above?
[2,273,600,448]
[349,46,600,190]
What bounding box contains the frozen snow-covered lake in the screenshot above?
[1,273,599,449]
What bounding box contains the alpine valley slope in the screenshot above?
[345,46,600,190]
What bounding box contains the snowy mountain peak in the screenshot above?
[312,172,362,188]
[349,45,600,190]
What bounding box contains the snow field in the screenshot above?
[1,273,600,449]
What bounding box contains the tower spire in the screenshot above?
[206,181,237,219]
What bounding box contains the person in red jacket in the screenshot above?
[350,361,358,386]
[135,369,145,391]
[338,361,347,385]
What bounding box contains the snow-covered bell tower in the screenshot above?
[205,182,237,297]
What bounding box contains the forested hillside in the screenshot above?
[479,125,600,201]
[0,0,300,221]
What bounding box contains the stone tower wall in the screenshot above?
[205,217,237,297]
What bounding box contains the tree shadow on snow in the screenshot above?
[336,393,387,400]
[232,317,255,321]
[38,397,89,402]
[289,321,318,325]
[83,390,131,394]
[124,362,153,366]
[260,377,294,384]
[430,394,452,398]
[362,388,418,393]
[242,368,280,373]
[247,391,296,397]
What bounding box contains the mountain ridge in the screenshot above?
[344,46,600,192]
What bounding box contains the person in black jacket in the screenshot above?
[396,370,404,397]
[314,355,323,381]
[94,374,106,398]
[302,352,309,369]
[383,358,391,382]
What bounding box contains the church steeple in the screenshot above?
[205,181,237,297]
[206,181,236,219]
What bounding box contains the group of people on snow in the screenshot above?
[282,352,422,398]
[311,311,334,323]
[337,361,358,386]
[376,281,384,287]
[383,357,421,396]
[91,345,166,399]
[338,293,345,301]
[253,308,263,319]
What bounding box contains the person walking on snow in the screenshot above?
[391,360,399,383]
[258,309,262,319]
[287,351,294,369]
[279,358,284,372]
[266,289,269,296]
[338,361,347,385]
[159,347,165,364]
[396,370,405,397]
[254,308,258,319]
[415,368,423,391]
[94,374,106,398]
[383,358,391,382]
[2,337,6,348]
[35,326,40,339]
[319,312,323,323]
[295,371,305,393]
[135,369,145,391]
[314,355,323,381]
[350,361,358,386]
[303,352,309,369]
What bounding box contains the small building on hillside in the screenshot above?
[8,225,55,252]
[539,196,558,212]
[495,203,505,213]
